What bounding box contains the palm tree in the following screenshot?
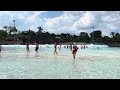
[115,33,119,37]
[37,26,43,43]
[38,26,43,31]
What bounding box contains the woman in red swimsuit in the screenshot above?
[72,43,78,59]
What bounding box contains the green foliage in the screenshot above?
[1,25,120,45]
[0,30,8,40]
[90,30,102,43]
[79,32,90,43]
[112,33,120,40]
[8,26,18,34]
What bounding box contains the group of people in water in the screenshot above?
[54,42,88,59]
[26,42,39,53]
[0,42,88,59]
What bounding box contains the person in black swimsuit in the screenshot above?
[26,42,29,52]
[54,42,58,55]
[84,45,86,49]
[35,43,39,53]
[67,45,68,49]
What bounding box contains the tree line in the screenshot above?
[0,26,120,45]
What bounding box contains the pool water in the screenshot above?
[0,45,120,79]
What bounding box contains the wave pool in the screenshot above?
[0,44,120,79]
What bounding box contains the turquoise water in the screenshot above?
[0,45,120,79]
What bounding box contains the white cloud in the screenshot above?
[72,12,95,30]
[0,11,120,36]
[43,11,120,36]
[0,11,46,31]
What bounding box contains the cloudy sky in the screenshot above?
[0,11,120,36]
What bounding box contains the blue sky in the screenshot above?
[42,11,63,18]
[0,11,120,36]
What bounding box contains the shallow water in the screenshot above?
[0,45,120,79]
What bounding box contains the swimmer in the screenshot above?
[72,42,79,59]
[0,45,2,53]
[35,43,39,53]
[54,42,58,55]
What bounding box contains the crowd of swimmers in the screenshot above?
[54,42,88,59]
[0,42,89,59]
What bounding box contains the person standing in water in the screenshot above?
[72,42,79,59]
[69,44,72,51]
[0,45,2,53]
[86,45,88,48]
[81,45,83,49]
[64,45,66,48]
[67,45,68,49]
[84,45,86,49]
[35,43,39,53]
[59,44,62,51]
[26,42,29,52]
[54,42,58,55]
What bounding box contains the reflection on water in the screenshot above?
[72,59,77,70]
[26,53,30,59]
